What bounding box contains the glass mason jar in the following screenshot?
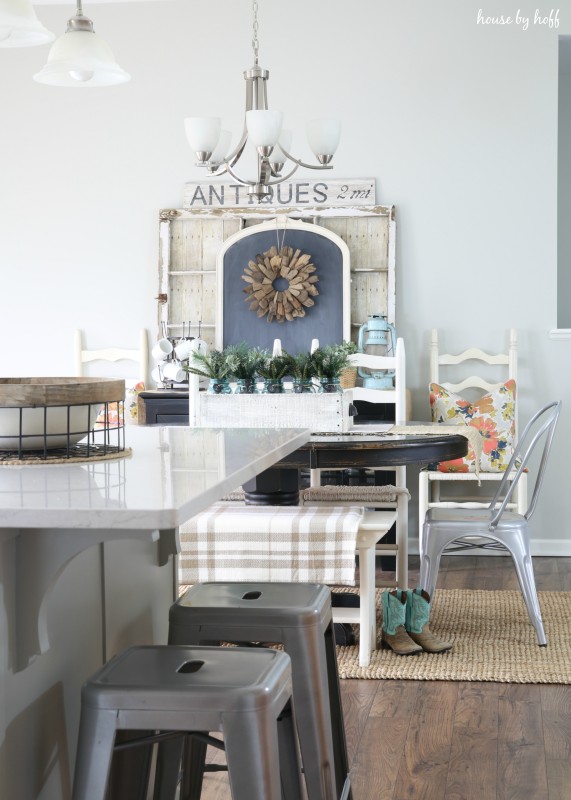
[261,378,284,394]
[207,378,231,394]
[292,379,319,394]
[234,378,256,394]
[320,378,342,393]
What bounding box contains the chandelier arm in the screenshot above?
[221,128,249,168]
[224,162,256,187]
[205,129,249,178]
[266,163,300,184]
[206,164,230,178]
[279,148,335,171]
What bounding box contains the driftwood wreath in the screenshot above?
[241,245,319,323]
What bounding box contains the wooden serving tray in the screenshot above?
[0,377,125,407]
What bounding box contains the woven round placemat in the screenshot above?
[0,447,132,466]
[336,588,571,683]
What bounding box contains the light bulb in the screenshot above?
[69,69,94,82]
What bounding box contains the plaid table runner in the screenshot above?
[179,504,364,586]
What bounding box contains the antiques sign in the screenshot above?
[183,178,376,209]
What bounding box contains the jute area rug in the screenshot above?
[336,588,571,683]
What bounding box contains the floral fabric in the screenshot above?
[429,379,516,473]
[95,380,145,428]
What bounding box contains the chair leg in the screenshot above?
[418,522,445,599]
[508,536,547,646]
[418,471,430,553]
[395,490,408,588]
[516,471,528,515]
[310,468,322,488]
[357,542,376,667]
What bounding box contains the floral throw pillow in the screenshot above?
[95,380,145,428]
[429,379,516,473]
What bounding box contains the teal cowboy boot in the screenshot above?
[381,590,423,655]
[405,588,453,653]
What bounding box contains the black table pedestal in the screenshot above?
[242,467,300,506]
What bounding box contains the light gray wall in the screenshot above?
[0,0,569,553]
[558,48,571,326]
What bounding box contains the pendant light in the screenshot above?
[0,0,53,47]
[34,0,130,87]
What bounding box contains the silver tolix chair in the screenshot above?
[419,400,562,646]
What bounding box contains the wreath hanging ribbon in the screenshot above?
[241,246,319,323]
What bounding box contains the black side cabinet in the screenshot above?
[138,390,189,425]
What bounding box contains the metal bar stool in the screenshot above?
[166,582,352,800]
[72,645,303,800]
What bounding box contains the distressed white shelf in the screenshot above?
[157,204,396,350]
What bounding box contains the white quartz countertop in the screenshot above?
[0,426,310,531]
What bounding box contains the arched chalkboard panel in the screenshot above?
[216,220,350,353]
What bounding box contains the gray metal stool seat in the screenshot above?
[168,582,352,800]
[72,644,303,800]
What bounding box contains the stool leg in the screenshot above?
[153,736,185,800]
[72,706,117,800]
[223,710,283,800]
[108,731,155,800]
[276,700,304,800]
[180,735,209,800]
[285,629,337,800]
[324,623,352,800]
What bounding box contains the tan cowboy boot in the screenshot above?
[405,588,453,653]
[381,590,423,655]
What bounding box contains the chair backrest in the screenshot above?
[489,401,562,528]
[347,337,406,423]
[430,328,517,394]
[430,328,518,438]
[74,329,149,384]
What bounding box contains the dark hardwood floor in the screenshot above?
[200,556,571,800]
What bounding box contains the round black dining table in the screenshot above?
[242,429,469,505]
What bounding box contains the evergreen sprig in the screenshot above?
[184,349,231,380]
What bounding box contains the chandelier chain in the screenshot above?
[251,0,259,64]
[275,216,288,252]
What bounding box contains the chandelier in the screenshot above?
[184,0,341,202]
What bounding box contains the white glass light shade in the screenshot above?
[269,129,292,165]
[306,118,341,158]
[33,29,130,86]
[208,129,231,164]
[0,0,53,47]
[184,117,221,154]
[246,110,283,148]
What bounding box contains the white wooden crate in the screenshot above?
[196,392,354,432]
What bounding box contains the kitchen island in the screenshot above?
[0,424,309,800]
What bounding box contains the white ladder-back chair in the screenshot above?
[302,338,409,588]
[418,328,527,544]
[74,329,149,384]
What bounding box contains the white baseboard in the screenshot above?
[408,538,571,557]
